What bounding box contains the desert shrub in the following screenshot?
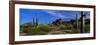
[85,24,90,33]
[59,24,74,30]
[72,29,80,33]
[66,24,73,29]
[27,27,42,35]
[20,26,24,33]
[22,26,32,33]
[59,25,67,30]
[38,25,52,32]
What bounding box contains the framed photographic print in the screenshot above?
[9,1,96,44]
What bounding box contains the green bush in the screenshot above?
[20,27,24,33]
[27,27,42,35]
[27,25,52,35]
[38,25,52,32]
[85,24,90,33]
[59,25,67,30]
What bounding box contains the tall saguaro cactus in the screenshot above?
[80,11,85,33]
[76,14,78,31]
[32,17,39,28]
[33,18,35,27]
[36,18,39,27]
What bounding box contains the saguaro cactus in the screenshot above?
[32,17,39,28]
[33,18,35,27]
[36,18,39,27]
[80,11,85,33]
[76,14,78,31]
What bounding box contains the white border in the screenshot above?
[15,4,94,41]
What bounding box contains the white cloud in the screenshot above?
[45,10,69,19]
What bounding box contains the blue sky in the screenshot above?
[20,8,90,25]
